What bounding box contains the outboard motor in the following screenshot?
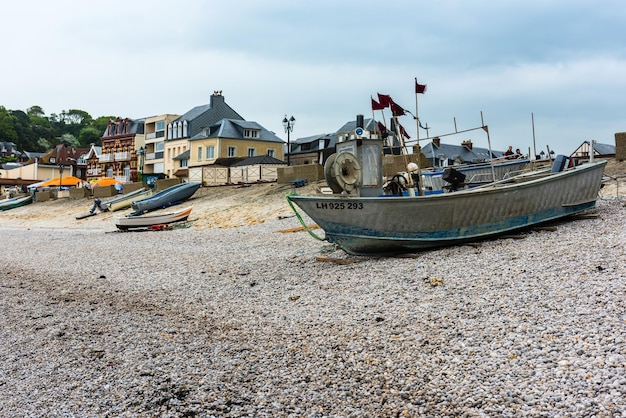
[442,167,466,192]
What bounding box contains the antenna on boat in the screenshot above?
[482,111,496,183]
[530,112,537,160]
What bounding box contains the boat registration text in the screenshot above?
[315,202,364,210]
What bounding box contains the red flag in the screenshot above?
[377,93,392,107]
[377,121,387,133]
[390,100,405,116]
[371,97,385,111]
[399,124,411,139]
[415,79,427,94]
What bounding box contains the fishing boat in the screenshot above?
[101,187,152,212]
[286,87,606,255]
[114,206,193,230]
[289,144,605,255]
[130,182,201,215]
[0,195,33,211]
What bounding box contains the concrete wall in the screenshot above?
[277,164,325,184]
[69,188,90,199]
[155,178,182,192]
[122,182,146,193]
[92,185,117,197]
[615,132,626,160]
[34,191,53,202]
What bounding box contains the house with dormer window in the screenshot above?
[164,92,245,179]
[187,118,284,184]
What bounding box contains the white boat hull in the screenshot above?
[114,206,193,230]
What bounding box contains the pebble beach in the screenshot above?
[0,185,624,416]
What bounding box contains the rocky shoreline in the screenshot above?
[0,195,624,417]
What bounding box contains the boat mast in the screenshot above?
[481,112,496,183]
[414,78,426,196]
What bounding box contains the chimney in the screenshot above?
[462,139,473,150]
[210,90,225,108]
[356,114,364,128]
[433,136,441,148]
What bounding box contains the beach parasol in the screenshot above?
[93,177,124,187]
[39,176,82,187]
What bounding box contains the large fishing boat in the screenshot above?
[287,82,606,255]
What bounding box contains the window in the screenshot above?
[227,146,237,157]
[197,146,203,161]
[177,122,182,138]
[244,129,259,138]
[267,149,276,158]
[183,120,188,137]
[206,145,215,160]
[247,147,256,157]
[168,123,173,139]
[180,159,188,168]
[155,141,164,152]
[301,143,311,151]
[156,121,165,132]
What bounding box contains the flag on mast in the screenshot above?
[371,97,386,111]
[399,123,411,139]
[390,100,406,117]
[377,93,392,107]
[415,79,427,94]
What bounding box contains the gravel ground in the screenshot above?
[0,198,624,417]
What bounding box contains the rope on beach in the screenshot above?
[285,193,326,241]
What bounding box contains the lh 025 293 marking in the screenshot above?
[315,202,364,210]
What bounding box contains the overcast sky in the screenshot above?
[2,0,625,155]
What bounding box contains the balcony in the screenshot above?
[114,151,131,161]
[145,151,164,161]
[99,154,113,162]
[87,168,102,176]
[145,131,165,141]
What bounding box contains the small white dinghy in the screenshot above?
[114,206,193,230]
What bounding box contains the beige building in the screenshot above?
[142,114,180,178]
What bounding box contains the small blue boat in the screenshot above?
[130,182,201,215]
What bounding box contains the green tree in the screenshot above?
[78,126,101,147]
[0,106,18,142]
[58,133,80,147]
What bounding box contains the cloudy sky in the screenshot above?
[2,0,625,155]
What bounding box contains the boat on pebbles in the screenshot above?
[114,206,193,230]
[130,182,200,215]
[287,87,607,255]
[0,195,33,211]
[101,187,152,212]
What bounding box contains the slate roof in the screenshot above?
[172,94,245,140]
[101,118,145,138]
[190,119,284,144]
[173,149,190,161]
[334,117,379,134]
[231,155,286,167]
[421,142,502,164]
[290,118,379,155]
[593,142,616,155]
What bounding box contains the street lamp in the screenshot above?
[282,115,296,166]
[58,164,64,191]
[137,146,145,182]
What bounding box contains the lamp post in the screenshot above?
[282,115,296,166]
[58,164,64,191]
[137,146,145,182]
